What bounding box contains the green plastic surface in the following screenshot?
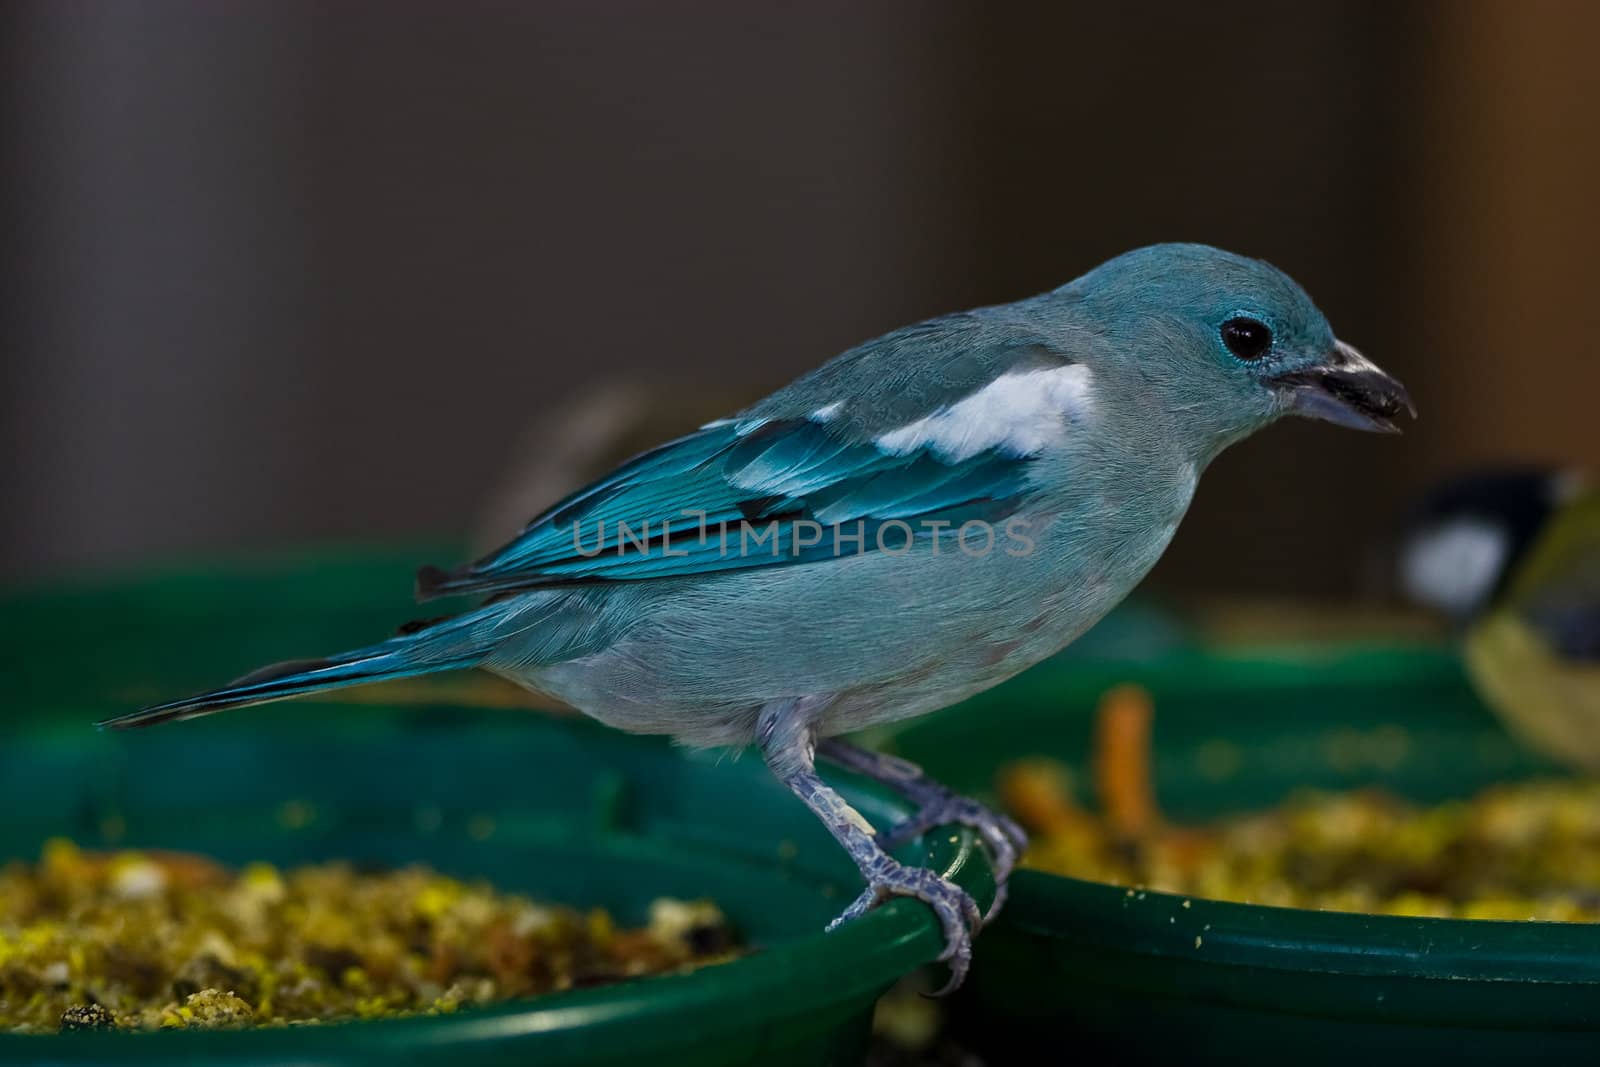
[0,548,995,1065]
[890,647,1600,1064]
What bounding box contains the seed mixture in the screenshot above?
[1001,684,1600,921]
[0,840,735,1033]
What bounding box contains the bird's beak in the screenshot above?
[1267,341,1416,433]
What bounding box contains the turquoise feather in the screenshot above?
[103,242,1411,751]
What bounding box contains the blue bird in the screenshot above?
[102,243,1413,989]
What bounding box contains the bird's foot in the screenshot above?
[878,794,1027,922]
[827,858,981,995]
[814,740,1026,924]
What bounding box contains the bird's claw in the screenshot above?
[826,859,980,994]
[877,794,1027,923]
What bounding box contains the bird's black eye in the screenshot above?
[1221,317,1272,361]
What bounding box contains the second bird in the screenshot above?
[103,243,1414,989]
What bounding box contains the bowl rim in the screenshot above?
[1006,868,1600,985]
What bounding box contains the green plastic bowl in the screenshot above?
[890,647,1600,1064]
[0,549,994,1065]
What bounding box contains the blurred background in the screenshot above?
[4,0,1597,602]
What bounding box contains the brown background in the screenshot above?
[5,1,1597,601]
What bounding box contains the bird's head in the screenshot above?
[1397,467,1585,622]
[1050,243,1414,457]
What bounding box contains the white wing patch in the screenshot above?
[873,364,1093,462]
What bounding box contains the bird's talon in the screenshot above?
[984,879,1009,925]
[877,794,1028,905]
[827,884,882,931]
[827,860,977,990]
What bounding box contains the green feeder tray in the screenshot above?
[0,548,994,1066]
[889,645,1600,1065]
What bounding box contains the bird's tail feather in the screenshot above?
[97,609,500,730]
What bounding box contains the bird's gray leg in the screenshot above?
[758,699,980,993]
[817,738,1026,922]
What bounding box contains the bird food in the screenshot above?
[0,841,736,1033]
[1002,685,1600,920]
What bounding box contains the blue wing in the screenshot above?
[418,417,1035,598]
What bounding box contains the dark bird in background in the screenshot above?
[1399,467,1600,771]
